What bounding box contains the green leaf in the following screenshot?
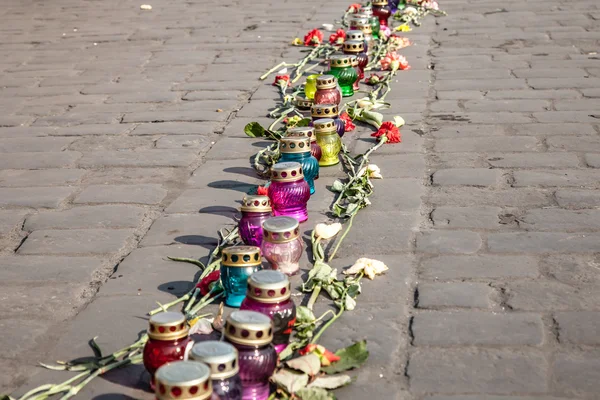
[286,353,322,376]
[330,180,345,193]
[332,203,345,217]
[321,340,369,375]
[244,122,267,137]
[345,203,359,217]
[272,368,309,393]
[307,374,352,389]
[296,306,317,324]
[296,387,336,400]
[296,118,312,127]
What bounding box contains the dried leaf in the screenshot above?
[307,374,352,389]
[296,387,335,400]
[272,368,309,393]
[321,340,369,374]
[286,353,321,376]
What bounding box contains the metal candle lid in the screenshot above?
[373,0,389,5]
[346,30,365,41]
[343,40,365,53]
[262,216,300,244]
[247,270,291,303]
[240,195,272,213]
[349,15,370,28]
[190,341,239,380]
[316,74,337,90]
[356,23,373,34]
[287,126,316,143]
[311,104,339,118]
[225,310,273,347]
[359,6,373,16]
[270,161,304,182]
[314,118,337,133]
[148,312,189,341]
[280,137,311,154]
[222,246,262,268]
[295,94,313,110]
[155,361,212,400]
[329,55,354,68]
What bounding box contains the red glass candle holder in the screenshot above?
[260,216,303,276]
[143,312,193,391]
[373,0,391,27]
[190,341,243,400]
[224,311,277,400]
[240,270,297,353]
[267,162,310,223]
[154,361,212,400]
[314,75,341,106]
[239,195,272,247]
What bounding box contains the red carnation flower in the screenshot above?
[329,29,346,45]
[339,112,356,132]
[304,29,324,46]
[257,186,269,196]
[196,270,221,296]
[371,121,402,144]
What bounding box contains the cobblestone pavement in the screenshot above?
[2,0,600,398]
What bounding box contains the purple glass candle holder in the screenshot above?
[239,195,273,247]
[154,361,213,400]
[240,270,296,353]
[224,311,277,400]
[190,341,243,400]
[313,75,341,106]
[311,103,345,138]
[267,162,310,223]
[260,216,303,276]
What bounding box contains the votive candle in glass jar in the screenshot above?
[240,270,296,353]
[279,136,319,195]
[328,55,358,97]
[260,216,302,276]
[313,75,341,106]
[314,118,341,167]
[267,162,310,223]
[221,246,263,308]
[143,312,193,391]
[360,6,381,39]
[311,104,345,138]
[286,126,322,165]
[238,195,272,247]
[190,341,243,400]
[304,74,320,100]
[373,0,392,28]
[154,361,212,400]
[349,14,370,30]
[343,40,368,87]
[356,23,375,55]
[346,29,368,54]
[224,311,277,400]
[294,94,313,118]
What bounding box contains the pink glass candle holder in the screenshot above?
[190,341,243,400]
[314,75,341,106]
[261,216,303,276]
[267,162,310,223]
[154,361,212,400]
[240,270,296,353]
[224,311,277,400]
[143,312,193,391]
[239,195,272,247]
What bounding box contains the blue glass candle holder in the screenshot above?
[278,137,319,195]
[221,246,262,308]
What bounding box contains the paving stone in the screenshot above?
[542,254,600,288]
[78,149,197,167]
[511,123,598,136]
[0,137,75,152]
[205,137,268,160]
[417,231,482,254]
[140,214,235,247]
[585,153,600,168]
[555,190,600,209]
[486,89,582,100]
[513,170,600,187]
[505,281,600,311]
[521,208,600,231]
[51,123,135,136]
[432,206,501,229]
[547,136,600,152]
[408,349,548,393]
[0,255,103,283]
[489,232,600,254]
[487,153,581,168]
[74,184,167,205]
[24,205,146,230]
[18,229,136,255]
[0,169,86,187]
[430,188,551,210]
[0,210,27,235]
[416,283,495,309]
[429,124,508,138]
[553,351,600,394]
[68,136,154,151]
[555,312,600,345]
[433,168,501,187]
[155,135,214,150]
[419,255,539,280]
[0,151,81,169]
[0,187,76,208]
[435,136,540,152]
[412,311,544,345]
[83,167,187,185]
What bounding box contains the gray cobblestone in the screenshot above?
[24,205,146,230]
[435,136,539,152]
[416,283,495,309]
[555,190,600,209]
[0,187,76,208]
[420,255,539,280]
[487,153,580,168]
[417,231,482,254]
[555,312,600,345]
[433,168,501,187]
[432,206,501,229]
[18,229,136,255]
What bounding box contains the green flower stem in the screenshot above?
[310,305,345,344]
[260,61,294,81]
[328,212,356,262]
[188,291,224,318]
[149,294,190,316]
[306,284,322,311]
[166,256,205,269]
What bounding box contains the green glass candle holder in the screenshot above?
[328,55,358,97]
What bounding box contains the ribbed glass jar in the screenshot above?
[373,0,391,27]
[238,195,272,247]
[260,216,303,276]
[314,119,341,167]
[343,40,369,87]
[311,103,345,138]
[279,137,319,195]
[346,29,369,53]
[267,162,310,223]
[304,74,319,100]
[355,23,375,55]
[240,270,296,353]
[220,246,262,308]
[286,126,322,165]
[328,55,358,97]
[143,312,193,391]
[224,311,277,400]
[313,74,341,106]
[189,341,243,400]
